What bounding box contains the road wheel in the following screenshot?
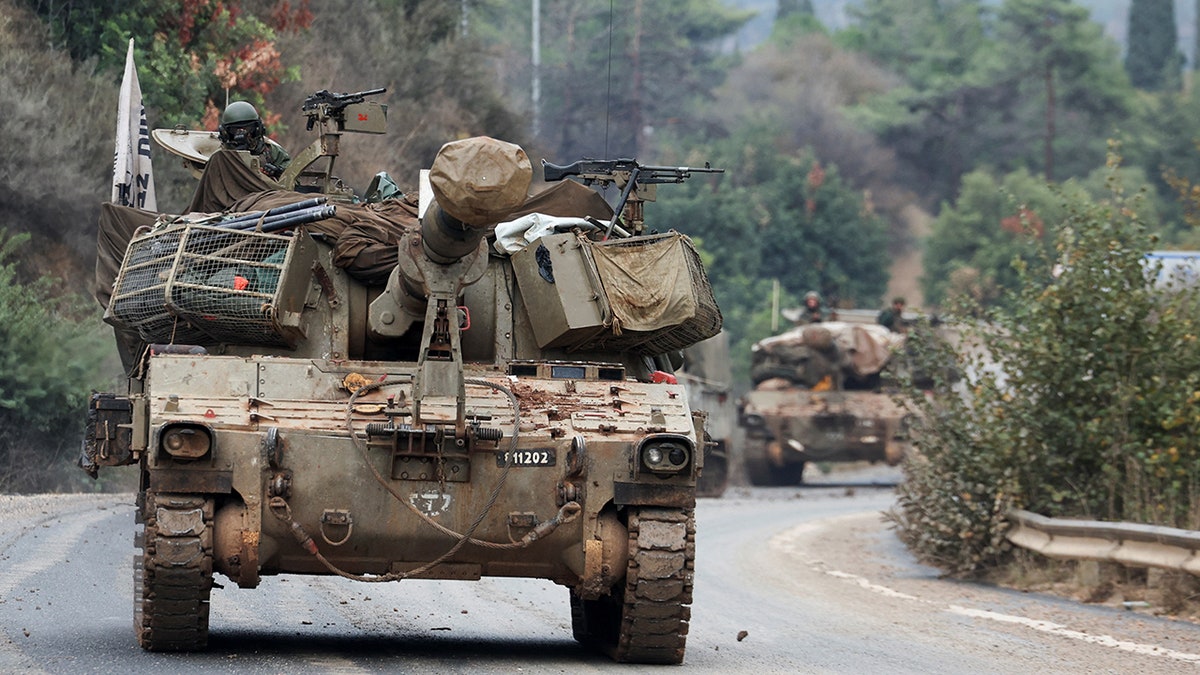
[135,493,214,651]
[570,507,694,664]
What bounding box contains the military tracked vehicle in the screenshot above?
[83,90,723,664]
[737,320,910,485]
[679,332,732,497]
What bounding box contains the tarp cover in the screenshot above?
[590,233,699,333]
[753,322,904,377]
[96,151,619,308]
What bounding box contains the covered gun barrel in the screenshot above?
[421,136,532,264]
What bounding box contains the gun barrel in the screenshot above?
[422,137,532,264]
[641,164,725,174]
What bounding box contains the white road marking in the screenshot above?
[773,521,1200,666]
[948,605,1200,664]
[823,570,921,601]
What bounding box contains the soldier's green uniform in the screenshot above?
[219,101,291,178]
[878,296,906,332]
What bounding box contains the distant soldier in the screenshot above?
[878,296,907,333]
[218,101,291,178]
[797,290,830,324]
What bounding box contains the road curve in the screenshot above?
[1,488,1198,673]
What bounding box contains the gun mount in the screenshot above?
[369,137,533,431]
[279,87,389,196]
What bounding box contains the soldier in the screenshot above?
[218,101,291,178]
[798,290,829,324]
[878,296,907,333]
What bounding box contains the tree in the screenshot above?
[840,0,1134,201]
[654,126,891,381]
[777,0,815,19]
[922,167,1059,308]
[0,232,114,492]
[22,0,312,126]
[992,0,1131,183]
[268,0,529,191]
[893,156,1200,576]
[1125,0,1184,91]
[773,0,824,39]
[474,0,751,162]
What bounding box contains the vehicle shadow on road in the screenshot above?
[203,629,602,666]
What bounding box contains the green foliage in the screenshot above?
[0,232,115,492]
[1124,0,1184,91]
[654,126,890,383]
[474,0,752,160]
[888,319,1021,575]
[841,0,1136,201]
[1133,87,1200,242]
[923,168,1063,308]
[23,0,310,126]
[893,156,1200,576]
[991,0,1132,182]
[923,163,1163,310]
[771,0,825,41]
[840,0,986,89]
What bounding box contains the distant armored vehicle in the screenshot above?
[737,321,910,485]
[83,91,724,664]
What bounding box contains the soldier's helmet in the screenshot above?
[218,101,266,153]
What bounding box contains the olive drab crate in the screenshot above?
[105,224,317,348]
[512,231,722,355]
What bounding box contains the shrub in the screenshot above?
[0,231,116,492]
[891,154,1200,575]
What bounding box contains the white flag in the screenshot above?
[111,38,156,211]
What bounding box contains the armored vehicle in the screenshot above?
[678,332,732,497]
[83,90,723,664]
[737,321,910,485]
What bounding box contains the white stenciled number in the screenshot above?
[503,450,552,465]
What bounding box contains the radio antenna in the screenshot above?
[604,0,614,158]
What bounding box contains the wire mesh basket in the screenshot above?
[105,224,314,348]
[580,232,723,355]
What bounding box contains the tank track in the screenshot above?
[135,493,215,651]
[571,506,695,664]
[743,435,805,486]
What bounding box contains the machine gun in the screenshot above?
[302,87,388,131]
[542,158,724,238]
[280,87,388,194]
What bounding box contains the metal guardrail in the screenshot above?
[1006,509,1200,576]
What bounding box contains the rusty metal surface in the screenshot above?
[614,482,696,507]
[741,387,909,465]
[743,387,908,420]
[143,353,695,585]
[146,355,692,437]
[148,467,233,494]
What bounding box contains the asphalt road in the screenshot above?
[2,479,1199,673]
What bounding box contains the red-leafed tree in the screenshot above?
[23,0,313,128]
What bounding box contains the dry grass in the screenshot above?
[988,553,1200,624]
